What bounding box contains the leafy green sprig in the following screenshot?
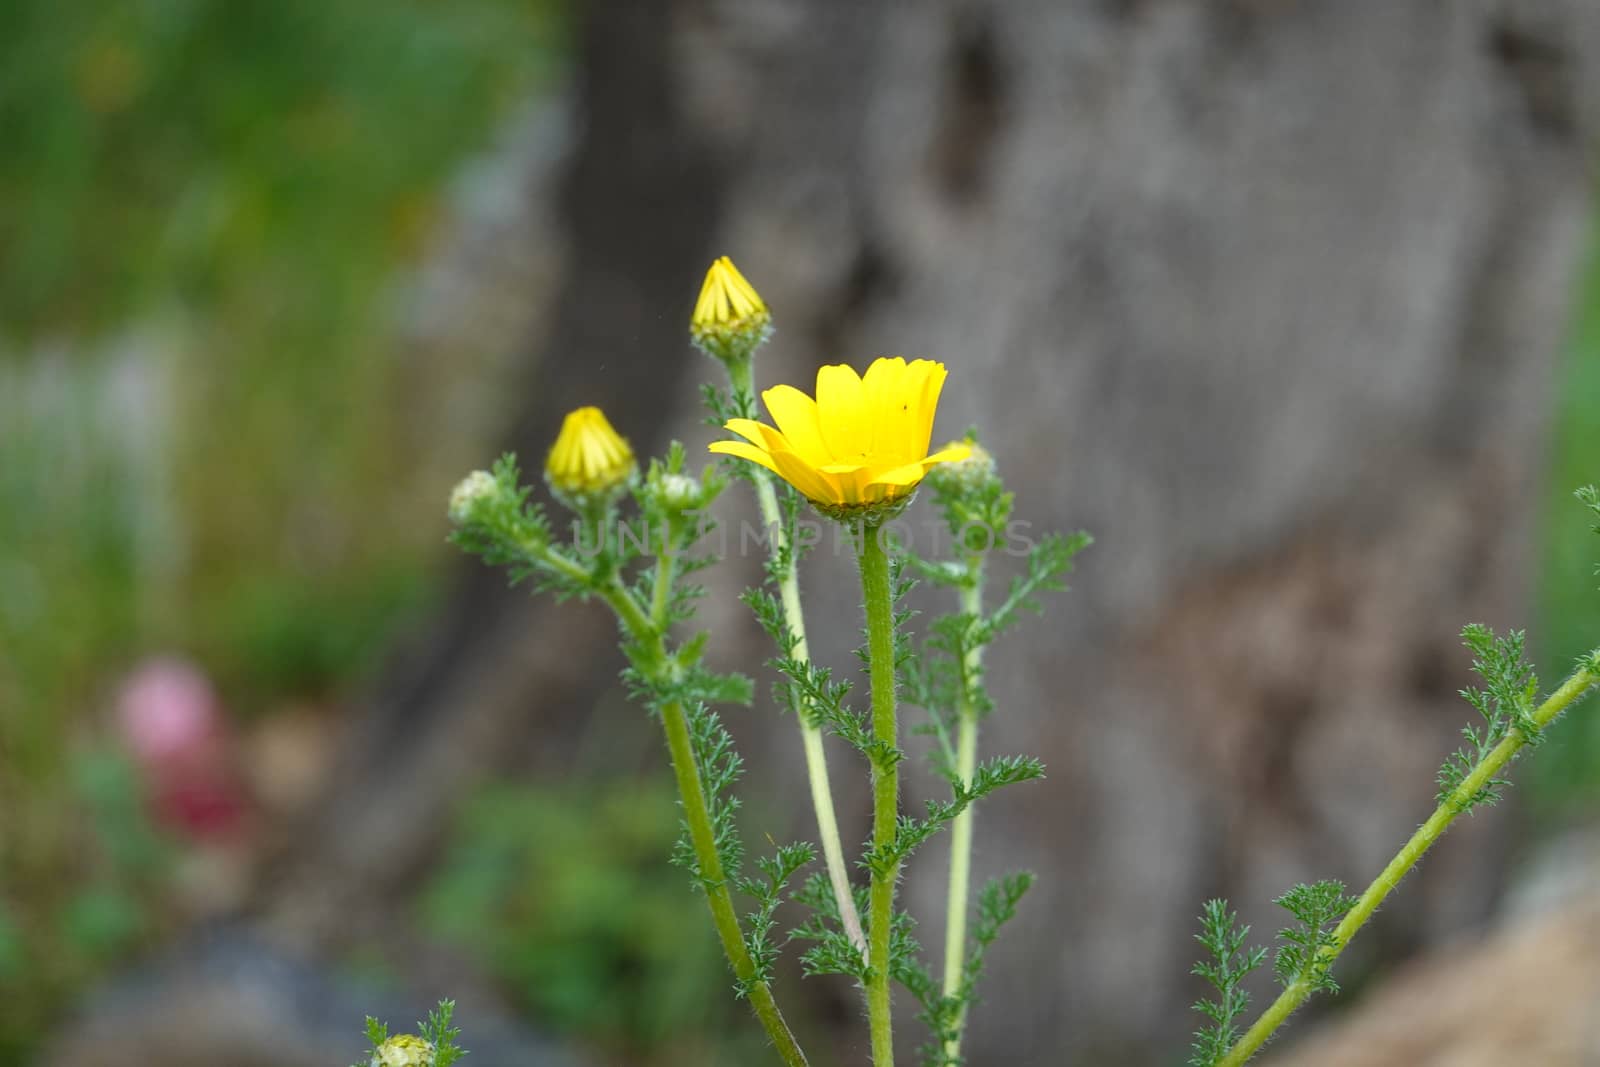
[1189,488,1600,1067]
[1188,902,1267,1067]
[901,872,1037,1067]
[350,999,467,1067]
[1271,881,1358,994]
[1437,625,1540,811]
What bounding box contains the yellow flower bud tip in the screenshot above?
[690,256,772,358]
[371,1034,435,1067]
[692,256,768,330]
[448,469,497,525]
[708,356,970,521]
[545,406,636,499]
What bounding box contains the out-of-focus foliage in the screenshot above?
[0,0,563,1057]
[1535,232,1600,807]
[423,781,770,1066]
[0,0,555,340]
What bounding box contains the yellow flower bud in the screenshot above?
[371,1034,435,1067]
[545,406,636,503]
[690,256,771,361]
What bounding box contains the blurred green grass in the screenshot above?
[1532,233,1600,810]
[423,781,774,1067]
[0,0,563,1056]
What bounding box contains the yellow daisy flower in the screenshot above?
[709,357,970,515]
[545,406,636,499]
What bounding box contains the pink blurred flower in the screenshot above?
[117,658,219,763]
[116,657,248,840]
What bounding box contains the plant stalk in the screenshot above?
[1218,656,1600,1067]
[940,556,985,1061]
[858,522,900,1067]
[728,356,868,956]
[659,695,810,1067]
[625,542,809,1067]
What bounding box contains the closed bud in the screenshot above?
[649,471,703,513]
[447,469,498,525]
[690,256,772,363]
[371,1034,435,1067]
[545,406,636,507]
[924,438,997,496]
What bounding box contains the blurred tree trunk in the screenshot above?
[257,1,1600,1064]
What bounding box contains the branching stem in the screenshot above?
[624,553,808,1067]
[1218,655,1600,1067]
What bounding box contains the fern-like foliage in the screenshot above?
[979,532,1093,645]
[421,1001,467,1067]
[860,757,1046,877]
[1436,624,1541,811]
[735,841,816,995]
[790,871,870,981]
[902,872,1036,1067]
[1272,880,1356,993]
[668,700,747,889]
[1188,900,1267,1067]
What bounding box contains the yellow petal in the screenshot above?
[768,449,843,504]
[712,435,842,504]
[919,441,972,469]
[861,356,908,456]
[709,439,782,477]
[724,417,791,453]
[815,363,870,460]
[762,384,832,464]
[863,460,929,489]
[907,360,948,458]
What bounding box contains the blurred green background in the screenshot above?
[1,0,1597,1064]
[0,1,755,1061]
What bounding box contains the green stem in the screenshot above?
[651,546,676,626]
[1218,657,1600,1067]
[659,695,810,1067]
[729,357,867,955]
[517,533,655,635]
[940,556,985,1061]
[858,522,900,1067]
[609,548,807,1067]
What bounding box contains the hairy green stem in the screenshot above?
[651,546,676,626]
[515,531,656,636]
[1218,656,1600,1067]
[615,543,808,1067]
[728,356,867,956]
[659,695,810,1067]
[940,556,985,1061]
[859,523,900,1067]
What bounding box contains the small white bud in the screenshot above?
[655,472,702,511]
[448,470,498,525]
